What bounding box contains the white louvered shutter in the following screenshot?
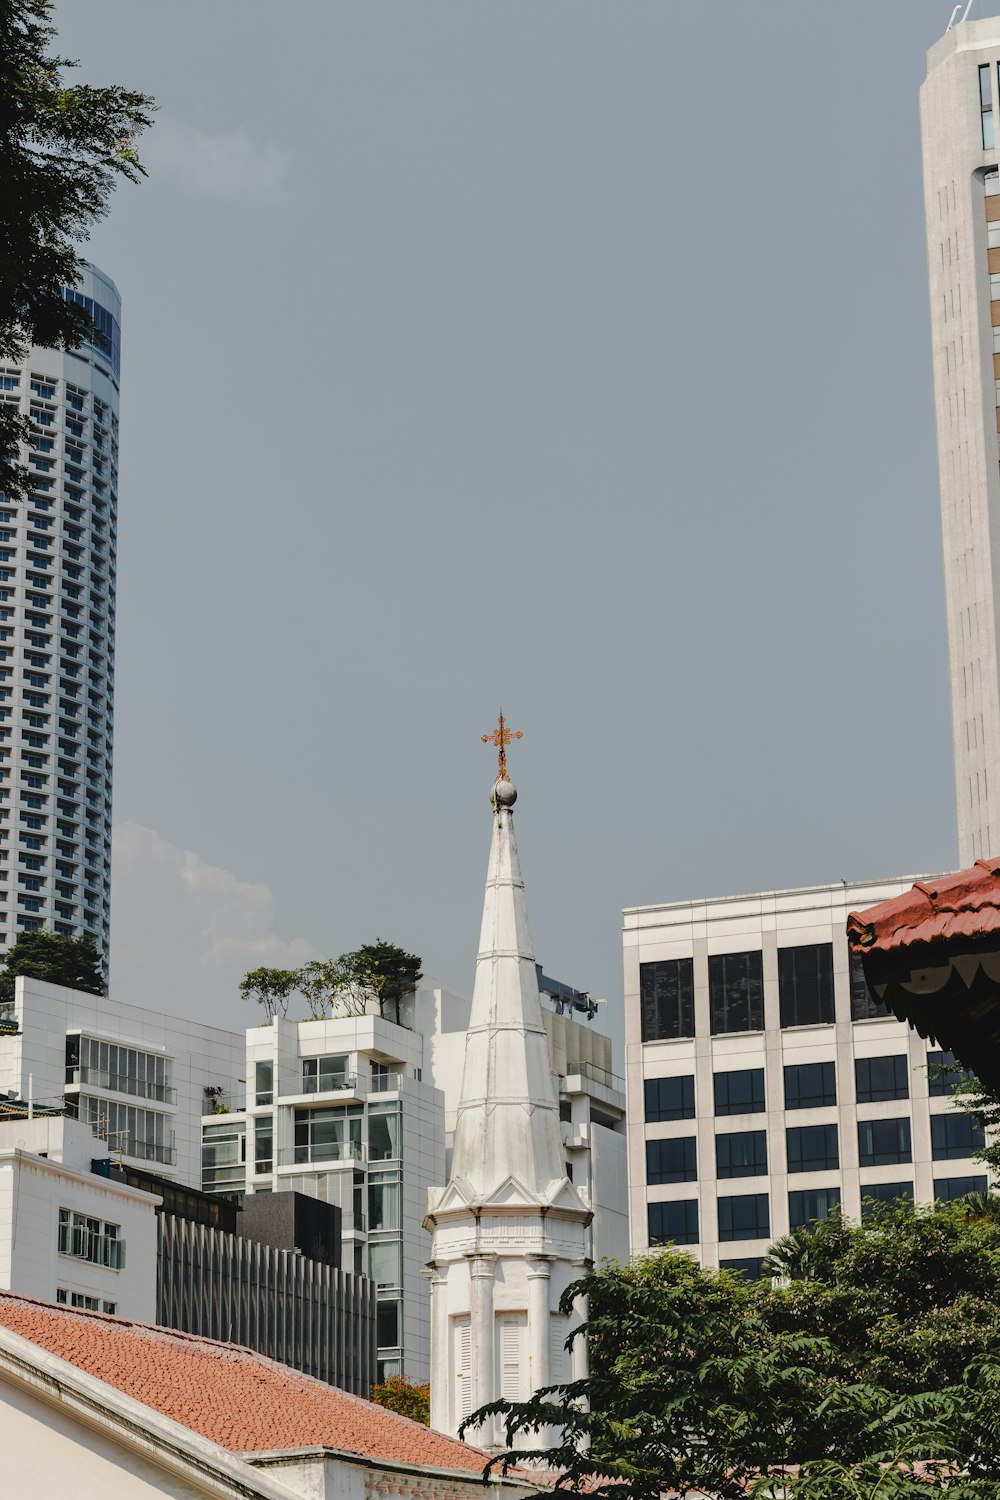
[456,1317,472,1420]
[550,1314,568,1387]
[498,1314,526,1402]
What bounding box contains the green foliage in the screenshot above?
[0,0,154,499]
[238,966,301,1021]
[470,1204,1000,1497]
[239,941,422,1025]
[0,929,104,1002]
[370,1374,430,1425]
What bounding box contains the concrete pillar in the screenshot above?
[526,1256,552,1396]
[469,1253,496,1446]
[423,1263,449,1433]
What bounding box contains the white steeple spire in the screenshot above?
[425,760,590,1443]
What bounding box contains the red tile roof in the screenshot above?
[846,860,1000,953]
[0,1291,488,1472]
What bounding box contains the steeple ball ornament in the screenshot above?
[491,778,517,808]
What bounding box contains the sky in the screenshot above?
[50,0,965,1056]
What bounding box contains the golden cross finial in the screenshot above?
[481,710,523,782]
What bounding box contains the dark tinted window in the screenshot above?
[858,1117,912,1167]
[716,1130,768,1179]
[718,1193,770,1242]
[778,943,835,1028]
[927,1050,974,1098]
[931,1113,985,1160]
[648,1199,698,1246]
[784,1061,836,1110]
[644,1075,695,1123]
[720,1256,765,1279]
[788,1187,841,1228]
[787,1123,839,1173]
[714,1068,766,1116]
[709,950,764,1034]
[640,960,695,1041]
[646,1136,697,1184]
[860,1182,913,1218]
[934,1174,989,1201]
[855,1056,909,1103]
[849,951,891,1019]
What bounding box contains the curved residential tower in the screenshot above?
[0,262,119,971]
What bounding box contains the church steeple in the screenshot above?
[425,741,590,1442]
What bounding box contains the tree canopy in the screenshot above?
[240,941,422,1026]
[469,1200,1000,1498]
[0,928,104,1002]
[0,0,154,499]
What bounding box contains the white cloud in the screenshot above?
[110,822,316,1026]
[142,117,292,202]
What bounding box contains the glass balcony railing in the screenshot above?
[281,1140,365,1167]
[565,1060,625,1093]
[66,1065,176,1105]
[369,1072,402,1093]
[300,1072,358,1095]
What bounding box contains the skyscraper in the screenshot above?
[0,262,118,969]
[921,14,1000,863]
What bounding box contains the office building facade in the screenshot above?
[0,262,120,964]
[623,876,993,1277]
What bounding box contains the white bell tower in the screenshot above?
[424,726,591,1443]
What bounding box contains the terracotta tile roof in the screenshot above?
[0,1291,488,1472]
[846,860,1000,953]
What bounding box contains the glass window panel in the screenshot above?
[368,1178,400,1229]
[716,1129,767,1179]
[709,950,764,1034]
[788,1187,841,1229]
[981,62,992,109]
[787,1123,839,1173]
[376,1298,400,1349]
[718,1193,770,1242]
[644,1075,695,1122]
[255,1060,273,1105]
[858,1117,911,1167]
[640,959,695,1041]
[849,952,891,1019]
[778,944,835,1028]
[645,1136,697,1184]
[719,1256,765,1279]
[714,1068,766,1116]
[784,1061,836,1110]
[369,1239,402,1288]
[855,1055,909,1103]
[860,1181,913,1218]
[934,1174,988,1201]
[927,1050,974,1097]
[931,1113,984,1160]
[986,110,996,151]
[647,1199,698,1246]
[368,1104,401,1161]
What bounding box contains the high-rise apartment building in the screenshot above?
[0,262,119,966]
[623,876,993,1276]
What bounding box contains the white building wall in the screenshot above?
[922,19,1000,862]
[0,976,244,1186]
[624,875,995,1269]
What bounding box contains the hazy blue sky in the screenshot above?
[52,0,963,1051]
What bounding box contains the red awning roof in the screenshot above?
[846,860,1000,953]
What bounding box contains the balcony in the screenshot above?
[65,1065,176,1106]
[562,1060,625,1095]
[279,1140,365,1168]
[300,1072,358,1097]
[369,1072,403,1094]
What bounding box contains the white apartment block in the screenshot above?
[0,263,120,963]
[0,976,245,1186]
[0,1114,158,1320]
[623,876,993,1277]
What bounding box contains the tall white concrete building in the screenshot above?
[623,875,994,1277]
[425,776,590,1444]
[0,262,119,964]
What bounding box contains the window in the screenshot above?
[293,1103,362,1164]
[784,1061,836,1110]
[992,218,1000,249]
[855,1055,909,1103]
[787,1123,839,1173]
[646,1136,697,1184]
[369,1101,401,1161]
[78,1096,174,1165]
[302,1054,351,1092]
[719,1256,765,1279]
[71,1036,171,1104]
[992,272,1000,303]
[849,952,890,1019]
[858,1117,912,1167]
[497,1313,527,1403]
[928,1050,974,1097]
[716,1129,767,1179]
[931,1113,985,1160]
[860,1182,913,1218]
[934,1174,988,1201]
[982,63,995,149]
[57,1207,123,1268]
[255,1059,273,1106]
[377,1297,402,1353]
[640,959,694,1041]
[778,944,834,1027]
[645,1075,695,1122]
[254,1116,273,1174]
[202,1120,246,1193]
[708,950,764,1034]
[648,1199,698,1246]
[368,1170,401,1229]
[788,1187,841,1229]
[714,1068,766,1116]
[718,1193,770,1242]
